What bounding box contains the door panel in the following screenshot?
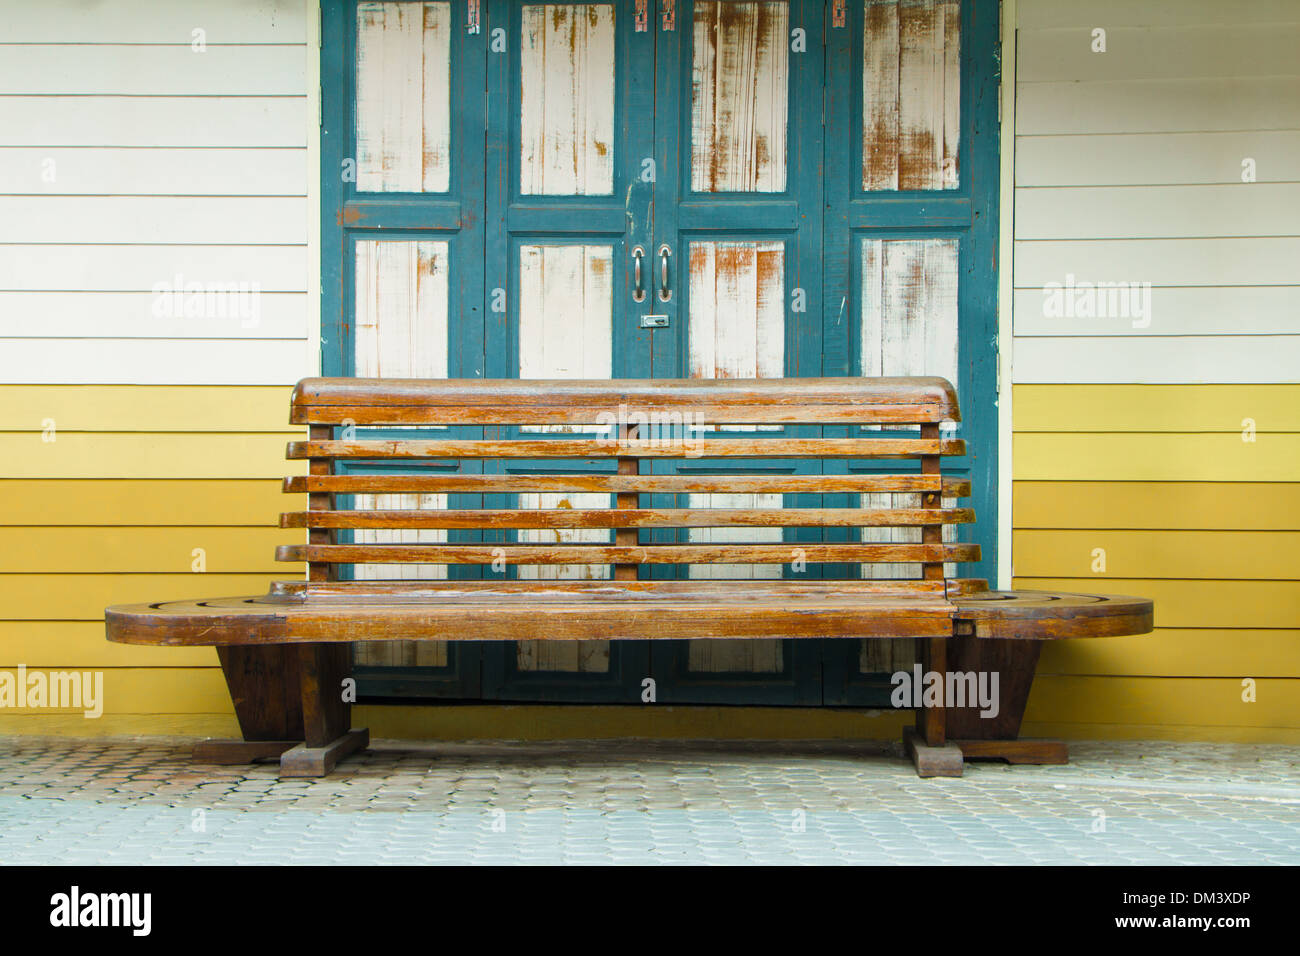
[355,1,454,192]
[690,1,789,193]
[862,0,961,191]
[519,4,617,195]
[322,0,1000,707]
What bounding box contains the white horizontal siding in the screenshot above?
[1017,24,1300,81]
[1014,286,1300,337]
[1013,0,1300,386]
[1015,131,1300,186]
[1018,0,1300,30]
[0,13,311,387]
[0,197,307,244]
[0,339,311,385]
[1013,337,1300,385]
[0,45,306,94]
[1015,184,1300,240]
[3,0,306,43]
[0,292,309,339]
[0,245,307,292]
[0,97,306,147]
[1016,77,1300,135]
[0,147,307,195]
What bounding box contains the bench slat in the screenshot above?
[276,542,981,565]
[283,474,972,496]
[279,507,976,530]
[285,437,966,460]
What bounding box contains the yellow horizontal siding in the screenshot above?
[1026,677,1298,730]
[1013,433,1299,481]
[1012,384,1300,432]
[1012,381,1300,744]
[0,667,232,715]
[0,573,289,620]
[0,479,286,525]
[1015,576,1300,629]
[0,385,294,431]
[1,432,305,478]
[1012,530,1299,579]
[1014,481,1300,529]
[0,623,218,667]
[1038,629,1300,678]
[0,528,296,573]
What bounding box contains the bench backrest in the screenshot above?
[278,377,979,594]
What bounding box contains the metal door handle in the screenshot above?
[631,246,646,302]
[657,244,672,302]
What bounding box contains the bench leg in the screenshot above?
[943,636,1067,767]
[904,637,965,777]
[278,643,368,778]
[196,646,307,765]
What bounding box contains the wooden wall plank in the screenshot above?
[2,0,307,42]
[0,340,312,385]
[1014,482,1300,531]
[519,245,614,380]
[0,573,286,621]
[1012,238,1300,288]
[1015,77,1300,135]
[1012,529,1300,580]
[0,245,307,292]
[1017,0,1300,29]
[0,386,294,431]
[0,480,286,525]
[691,0,789,193]
[1011,385,1300,432]
[0,44,306,95]
[1013,577,1300,629]
[0,433,304,478]
[1014,131,1300,186]
[1015,184,1300,241]
[0,622,218,668]
[1012,433,1300,481]
[1018,23,1300,81]
[0,528,295,573]
[0,97,306,147]
[1013,286,1300,337]
[1025,676,1299,729]
[0,196,306,244]
[1037,629,1300,679]
[519,3,616,196]
[861,0,900,190]
[0,668,233,716]
[1012,337,1300,384]
[0,292,309,340]
[0,147,307,195]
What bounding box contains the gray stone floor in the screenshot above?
[0,737,1296,864]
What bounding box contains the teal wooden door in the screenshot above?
[320,0,1001,707]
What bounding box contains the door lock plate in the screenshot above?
[640,314,669,328]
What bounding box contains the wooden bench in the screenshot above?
[106,376,1152,778]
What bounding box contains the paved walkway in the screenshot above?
[0,738,1296,864]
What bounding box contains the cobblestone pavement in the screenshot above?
[0,738,1296,864]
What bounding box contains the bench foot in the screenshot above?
[902,726,964,778]
[954,738,1068,765]
[279,728,369,778]
[193,739,300,765]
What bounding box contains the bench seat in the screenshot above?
[107,581,1151,646]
